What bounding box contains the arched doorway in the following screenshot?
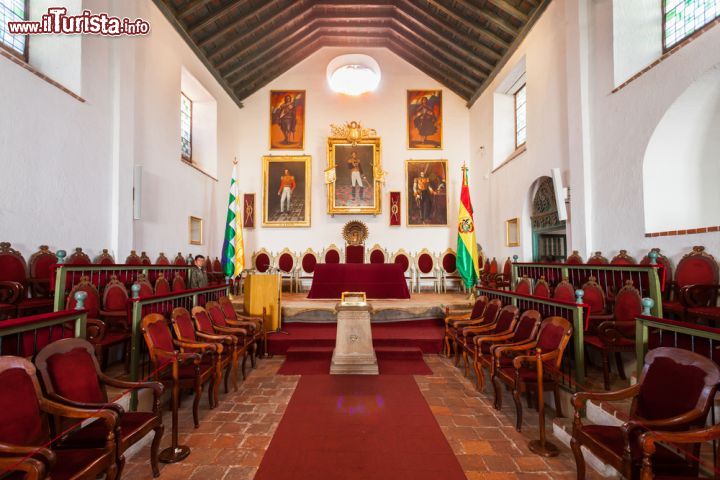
[530,176,567,262]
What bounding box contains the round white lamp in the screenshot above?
[327,54,381,96]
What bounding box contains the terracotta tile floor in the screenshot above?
[123,355,601,479]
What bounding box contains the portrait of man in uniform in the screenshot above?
[270,90,305,149]
[263,155,311,227]
[406,160,448,226]
[407,90,442,149]
[331,144,375,208]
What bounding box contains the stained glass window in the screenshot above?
[664,0,719,49]
[0,0,27,58]
[514,84,527,149]
[180,93,192,161]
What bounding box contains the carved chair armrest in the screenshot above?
[98,373,164,410]
[0,442,55,464]
[196,331,236,345]
[228,319,258,330]
[153,348,202,365]
[597,320,636,344]
[512,350,559,369]
[0,281,24,304]
[572,384,641,411]
[0,444,55,479]
[233,313,263,324]
[680,284,720,308]
[85,318,108,343]
[623,409,706,438]
[475,331,515,346]
[451,318,484,329]
[173,339,222,354]
[45,392,124,416]
[493,341,537,359]
[39,397,119,433]
[640,423,720,451]
[214,325,249,337]
[463,323,497,337]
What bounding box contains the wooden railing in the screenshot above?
[475,287,587,386]
[127,284,229,408]
[0,305,87,358]
[511,259,664,317]
[52,264,193,311]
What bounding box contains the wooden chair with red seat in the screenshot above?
[487,258,499,288]
[640,248,673,303]
[0,356,119,480]
[142,313,220,428]
[171,307,235,394]
[190,305,252,382]
[34,338,164,478]
[132,274,154,297]
[27,245,57,307]
[295,249,318,293]
[491,316,573,431]
[515,275,533,295]
[566,250,584,265]
[212,257,222,273]
[155,252,170,265]
[494,257,513,290]
[587,251,609,265]
[553,277,576,303]
[479,258,492,287]
[438,248,464,293]
[322,244,343,264]
[173,252,186,265]
[275,248,297,292]
[0,281,22,320]
[154,273,171,295]
[172,271,186,291]
[218,296,265,355]
[638,422,720,480]
[67,277,131,372]
[584,280,642,390]
[252,248,274,273]
[461,305,519,377]
[611,249,637,265]
[0,241,47,318]
[140,251,152,266]
[367,244,388,264]
[99,275,130,332]
[205,301,260,366]
[124,250,142,265]
[66,247,91,265]
[663,246,719,321]
[534,276,551,298]
[392,249,415,292]
[443,296,488,357]
[415,248,439,293]
[472,310,542,392]
[449,299,503,366]
[571,347,720,480]
[93,249,115,265]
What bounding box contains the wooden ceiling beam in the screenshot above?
[425,0,510,50]
[387,40,474,100]
[486,0,529,22]
[452,0,519,36]
[186,0,248,35]
[395,1,502,62]
[176,0,212,20]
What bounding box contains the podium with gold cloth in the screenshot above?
[243,273,282,332]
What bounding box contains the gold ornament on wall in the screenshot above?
[329,121,377,145]
[342,220,369,246]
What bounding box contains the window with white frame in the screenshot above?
[514,84,527,148]
[664,0,719,49]
[0,0,27,59]
[180,92,193,162]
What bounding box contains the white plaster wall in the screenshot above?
[612,0,662,87]
[468,0,570,262]
[233,47,471,258]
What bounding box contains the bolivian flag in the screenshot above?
[457,166,479,290]
[221,163,245,278]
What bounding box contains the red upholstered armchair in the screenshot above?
[491,316,573,431]
[611,249,637,265]
[99,275,130,331]
[439,248,464,293]
[252,248,273,273]
[444,296,488,356]
[154,252,170,265]
[28,245,57,302]
[173,252,186,265]
[345,244,365,264]
[67,277,131,372]
[391,249,414,292]
[67,247,92,265]
[125,250,142,265]
[367,244,388,264]
[566,250,584,264]
[460,305,519,377]
[664,246,719,320]
[133,274,154,297]
[154,273,171,295]
[581,276,611,322]
[93,248,115,265]
[587,251,609,265]
[172,271,186,291]
[322,244,343,264]
[142,313,219,428]
[206,300,261,365]
[295,249,318,293]
[571,347,720,480]
[584,280,642,390]
[533,276,551,298]
[415,249,439,293]
[471,310,542,392]
[494,257,513,290]
[0,281,22,320]
[0,356,119,480]
[191,304,252,382]
[641,247,673,301]
[448,299,502,366]
[552,277,576,303]
[34,338,164,478]
[515,275,533,295]
[274,248,297,292]
[140,251,152,266]
[0,242,54,317]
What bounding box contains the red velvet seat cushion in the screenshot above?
[537,323,565,351]
[345,245,365,264]
[325,250,340,264]
[583,286,606,315]
[172,276,186,291]
[52,448,111,479]
[687,307,720,319]
[278,253,294,273]
[207,307,227,328]
[103,285,127,311]
[61,412,156,448]
[614,290,641,323]
[637,356,709,421]
[174,313,197,342]
[0,368,46,445]
[0,257,26,282]
[195,310,215,333]
[469,300,487,319]
[220,301,238,321]
[369,250,385,264]
[515,281,531,295]
[534,283,550,298]
[583,335,634,349]
[394,255,409,273]
[302,254,317,273]
[553,284,576,303]
[442,254,456,273]
[418,254,434,274]
[255,253,270,272]
[677,258,717,287]
[46,348,105,404]
[154,280,171,295]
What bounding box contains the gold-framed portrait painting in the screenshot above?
[262,155,311,227]
[326,137,382,215]
[270,90,305,150]
[407,90,442,149]
[406,160,448,226]
[506,218,520,247]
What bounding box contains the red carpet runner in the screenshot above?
[276,346,433,375]
[255,375,466,480]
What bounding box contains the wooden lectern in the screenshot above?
[244,273,281,332]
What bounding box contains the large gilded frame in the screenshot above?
[262,155,312,227]
[326,136,382,215]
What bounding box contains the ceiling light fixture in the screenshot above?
[327,54,381,96]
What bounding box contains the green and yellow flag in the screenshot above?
[221,163,244,278]
[457,166,479,290]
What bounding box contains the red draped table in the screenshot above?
[307,264,410,299]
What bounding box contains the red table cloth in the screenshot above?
[307,264,411,299]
